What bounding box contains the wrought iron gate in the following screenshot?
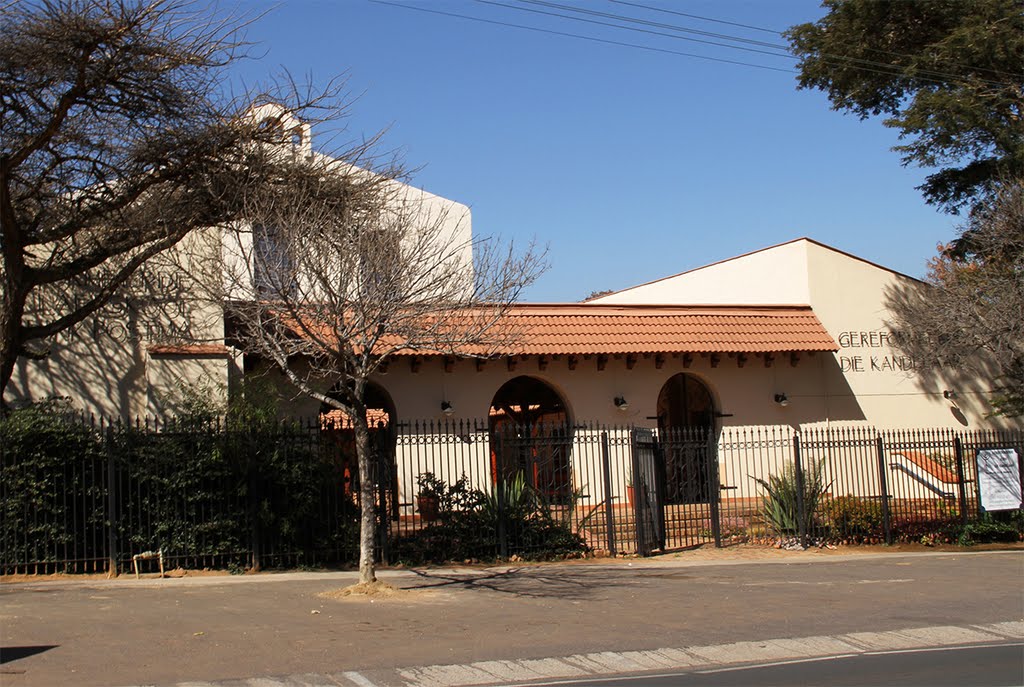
[659,427,720,549]
[630,428,666,555]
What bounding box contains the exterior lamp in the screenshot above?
[614,396,629,411]
[774,393,789,407]
[441,401,455,416]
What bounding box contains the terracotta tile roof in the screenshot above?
[393,304,838,356]
[148,344,231,357]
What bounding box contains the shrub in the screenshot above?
[825,496,884,539]
[0,402,106,572]
[393,474,589,564]
[955,516,1022,546]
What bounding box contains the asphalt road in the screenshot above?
[1,549,1022,687]
[508,643,1024,687]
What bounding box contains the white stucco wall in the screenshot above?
[7,228,230,419]
[593,239,1012,429]
[592,240,811,305]
[802,241,1004,428]
[267,350,858,512]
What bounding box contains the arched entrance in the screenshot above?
[320,381,398,517]
[657,373,716,504]
[489,376,573,504]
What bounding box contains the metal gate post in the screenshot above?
[629,432,647,555]
[953,437,969,526]
[706,432,722,548]
[375,441,389,564]
[874,435,893,545]
[792,434,808,549]
[105,424,118,577]
[600,432,616,555]
[494,432,508,559]
[652,438,666,552]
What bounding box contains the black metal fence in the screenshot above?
[2,412,1021,575]
[0,414,358,575]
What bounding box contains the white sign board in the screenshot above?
[977,449,1022,512]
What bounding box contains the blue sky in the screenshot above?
[230,0,957,301]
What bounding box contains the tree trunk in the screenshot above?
[0,279,26,412]
[0,163,26,410]
[352,413,377,584]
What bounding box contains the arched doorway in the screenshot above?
[657,373,716,504]
[489,376,573,504]
[320,381,398,517]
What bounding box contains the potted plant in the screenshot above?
[416,472,446,522]
[625,476,634,509]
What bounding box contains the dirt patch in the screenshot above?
[318,580,437,602]
[1,571,112,584]
[160,567,231,578]
[0,567,233,584]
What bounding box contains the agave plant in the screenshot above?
[480,472,536,521]
[753,459,830,536]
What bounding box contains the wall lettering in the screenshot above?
[836,329,915,375]
[30,264,197,347]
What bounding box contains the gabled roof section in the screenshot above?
[390,303,838,356]
[590,237,922,302]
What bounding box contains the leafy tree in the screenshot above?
[786,0,1023,222]
[886,179,1024,416]
[0,0,332,407]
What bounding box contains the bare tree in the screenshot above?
[887,179,1024,416]
[216,135,545,583]
[0,0,342,406]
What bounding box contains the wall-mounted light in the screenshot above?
[774,393,790,407]
[943,390,957,400]
[441,400,455,416]
[614,396,629,411]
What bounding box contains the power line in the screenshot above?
[369,0,795,73]
[609,0,783,35]
[373,0,1014,87]
[520,0,788,51]
[475,0,794,61]
[513,0,1014,87]
[612,0,1020,81]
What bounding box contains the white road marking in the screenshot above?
[740,578,914,587]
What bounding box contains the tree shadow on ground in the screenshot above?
[401,564,641,601]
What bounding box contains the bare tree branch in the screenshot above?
[0,0,357,403]
[211,136,546,583]
[887,178,1024,416]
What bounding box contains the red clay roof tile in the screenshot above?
[392,304,838,356]
[148,344,230,357]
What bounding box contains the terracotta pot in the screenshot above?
[626,486,634,508]
[417,495,440,522]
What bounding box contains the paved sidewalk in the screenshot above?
[2,549,1022,687]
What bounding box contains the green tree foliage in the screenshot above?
[786,0,1023,220]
